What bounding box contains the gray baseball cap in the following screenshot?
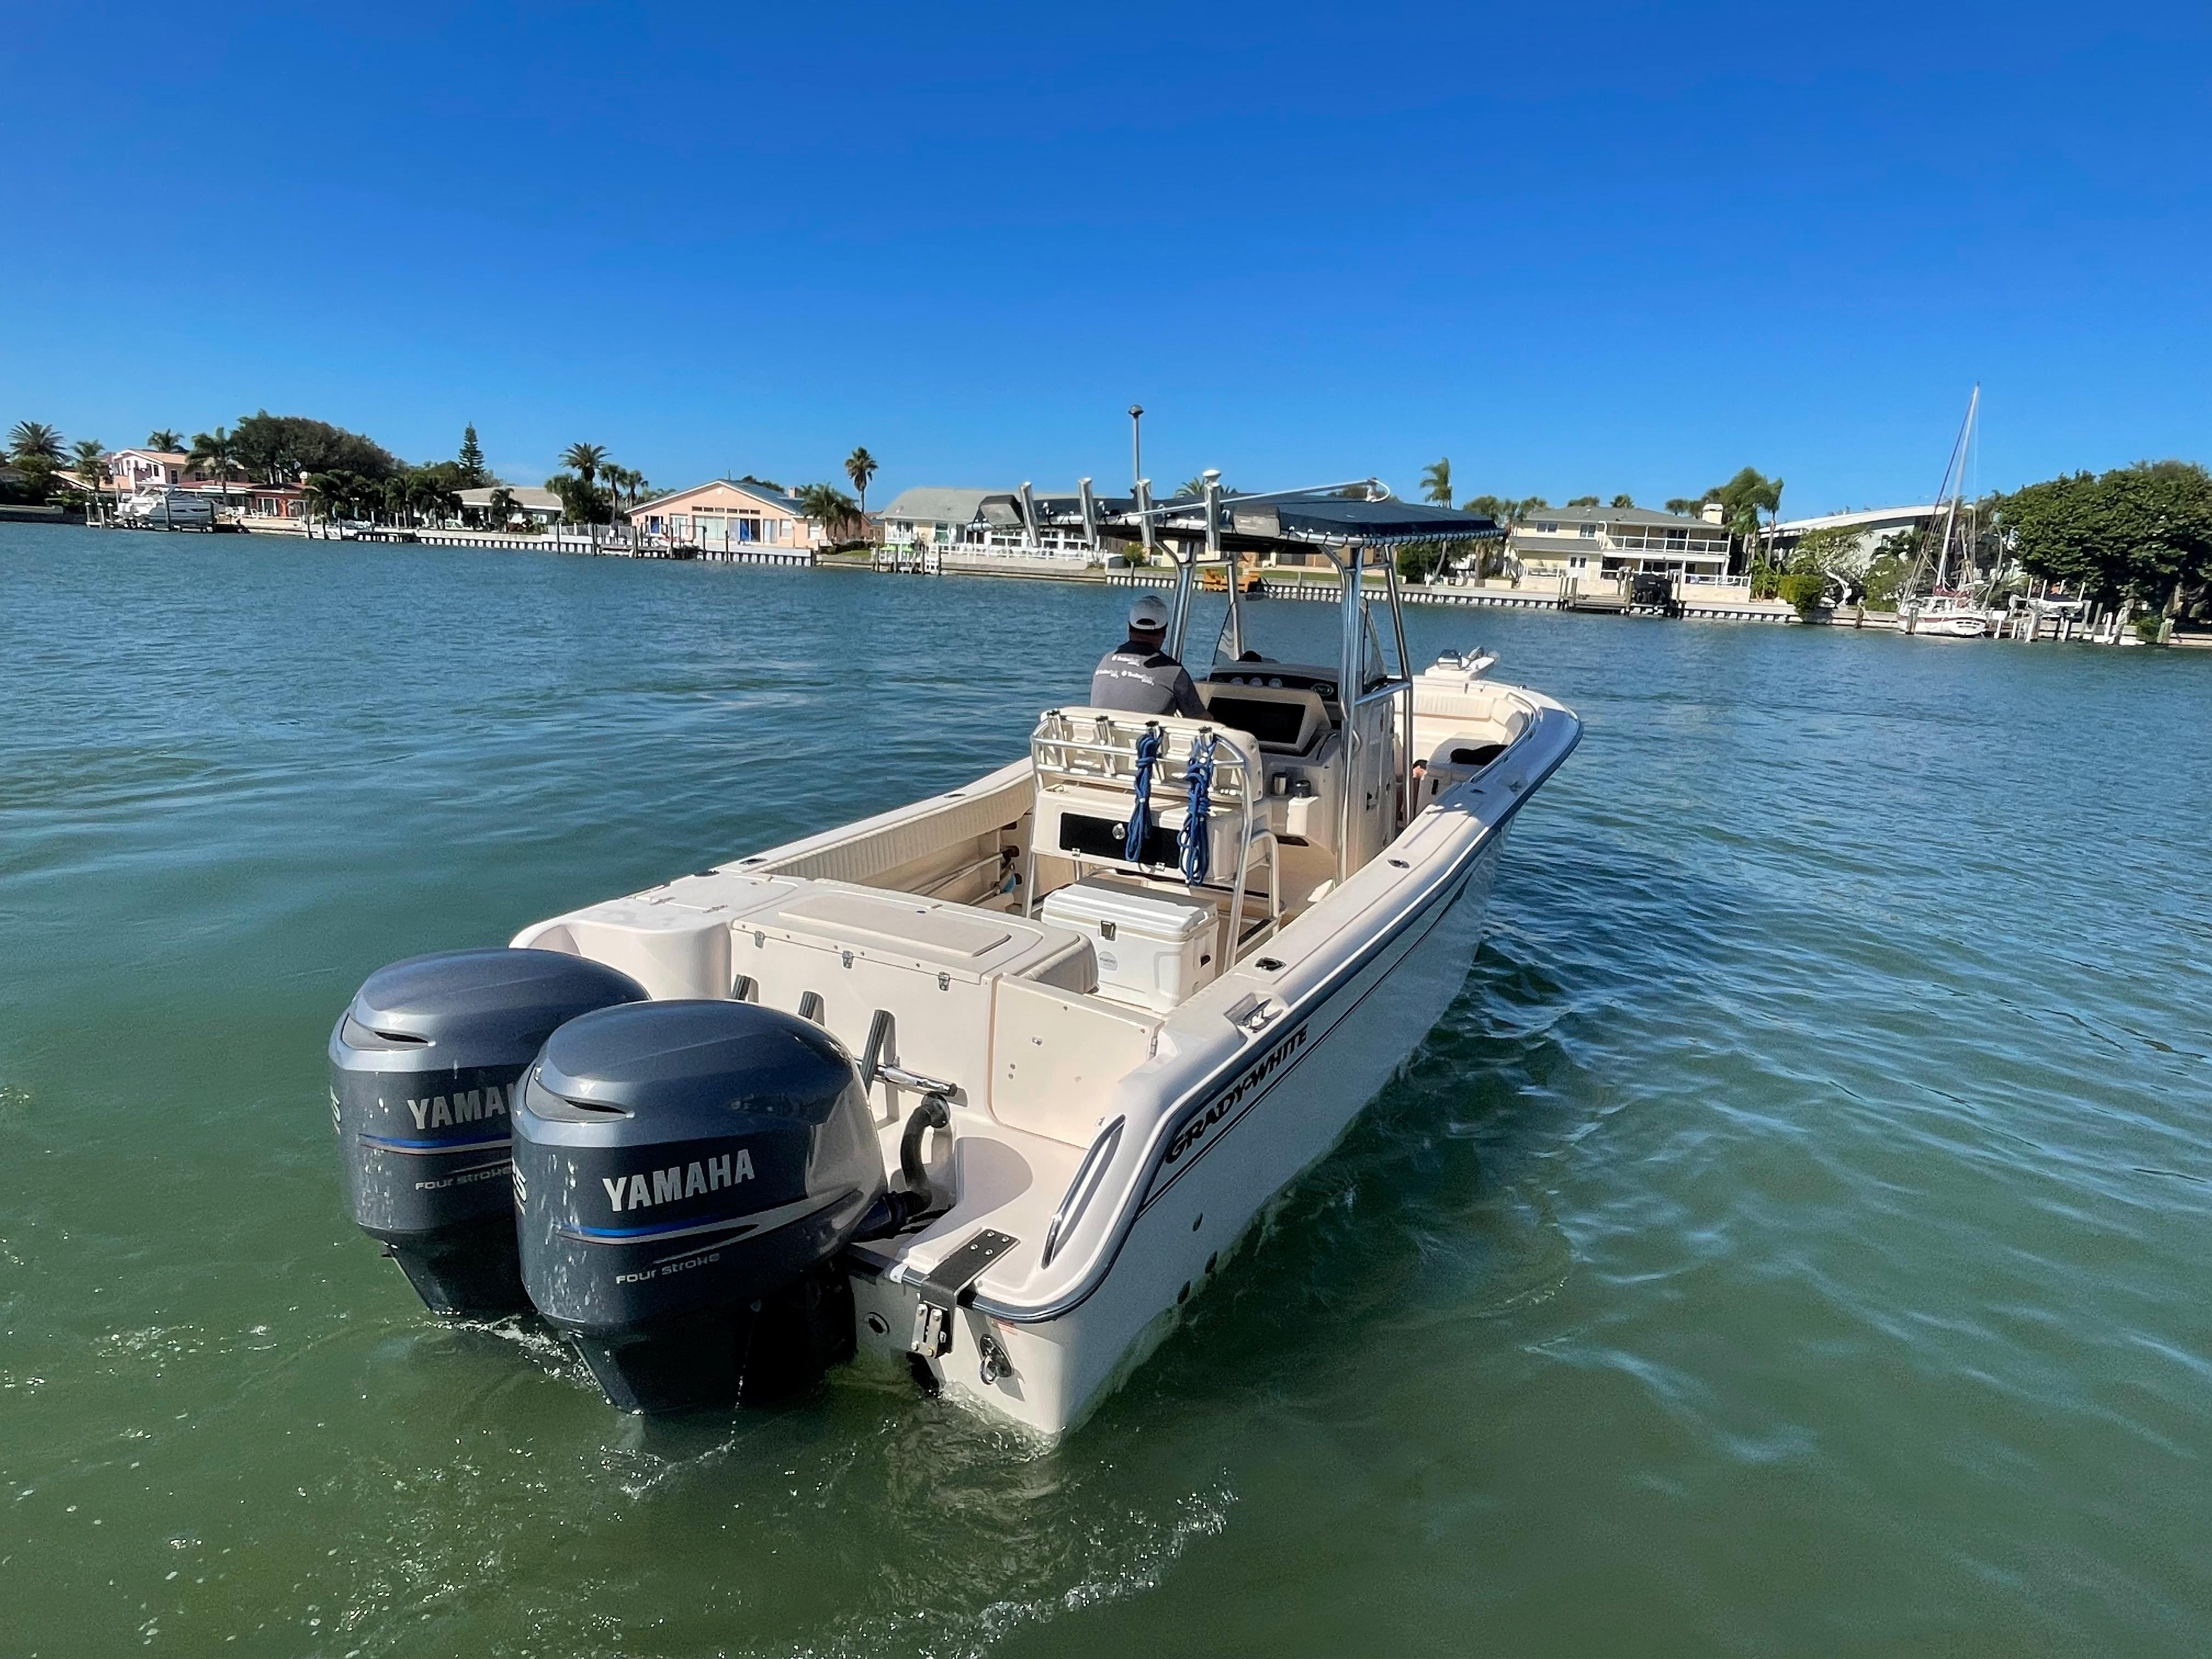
[1128,594,1171,630]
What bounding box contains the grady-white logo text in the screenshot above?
[1165,1024,1308,1164]
[405,1082,514,1131]
[602,1151,754,1214]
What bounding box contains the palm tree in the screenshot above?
[603,464,648,511]
[307,469,367,533]
[1666,469,1782,541]
[559,443,607,486]
[304,471,352,532]
[844,447,878,516]
[796,482,860,545]
[1683,467,1785,564]
[9,421,64,464]
[146,429,183,452]
[69,438,108,499]
[1611,494,1635,509]
[1421,458,1452,506]
[403,472,439,526]
[603,467,650,540]
[188,426,239,509]
[487,486,518,528]
[1727,470,1784,552]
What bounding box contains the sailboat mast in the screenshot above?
[1920,385,1977,594]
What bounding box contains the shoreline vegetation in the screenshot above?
[1402,456,2210,637]
[8,414,2210,640]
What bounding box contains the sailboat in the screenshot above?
[1901,387,2000,638]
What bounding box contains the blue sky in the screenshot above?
[4,1,2207,516]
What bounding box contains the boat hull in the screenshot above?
[854,831,1508,1435]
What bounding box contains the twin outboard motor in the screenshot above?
[513,1000,886,1414]
[330,949,648,1316]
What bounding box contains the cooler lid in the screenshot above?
[780,890,1014,958]
[1040,877,1217,943]
[746,882,1082,983]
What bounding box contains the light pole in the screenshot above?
[1128,405,1143,495]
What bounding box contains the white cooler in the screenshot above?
[1040,877,1220,1013]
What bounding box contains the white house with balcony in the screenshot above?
[1502,503,1735,585]
[878,486,1102,565]
[878,487,1008,549]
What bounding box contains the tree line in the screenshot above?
[5,413,889,546]
[1763,460,2212,622]
[3,410,441,511]
[1996,460,2212,620]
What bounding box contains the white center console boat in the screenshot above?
[328,478,1581,1436]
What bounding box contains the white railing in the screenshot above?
[945,543,1098,565]
[1607,534,1731,556]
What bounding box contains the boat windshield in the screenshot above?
[1191,586,1392,691]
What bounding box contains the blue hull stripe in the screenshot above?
[359,1131,512,1155]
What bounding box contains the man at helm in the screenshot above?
[1091,592,1207,718]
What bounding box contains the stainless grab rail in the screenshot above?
[1041,1115,1126,1268]
[1025,715,1273,962]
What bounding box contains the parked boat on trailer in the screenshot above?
[328,474,1581,1436]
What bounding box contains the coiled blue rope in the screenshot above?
[1181,731,1216,888]
[1126,724,1161,863]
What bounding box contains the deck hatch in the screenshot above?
[778,891,1014,959]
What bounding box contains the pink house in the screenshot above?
[104,449,304,521]
[106,449,211,492]
[627,479,828,554]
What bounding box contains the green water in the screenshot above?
[3,523,2208,1656]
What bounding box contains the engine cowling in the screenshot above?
[514,999,887,1414]
[330,947,647,1316]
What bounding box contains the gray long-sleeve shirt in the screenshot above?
[1090,638,1207,719]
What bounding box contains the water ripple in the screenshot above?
[1,526,2209,1655]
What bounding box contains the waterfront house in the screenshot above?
[627,479,825,553]
[1764,505,1938,574]
[878,487,1016,550]
[100,449,301,524]
[880,486,1113,562]
[106,449,216,493]
[1503,503,1734,585]
[455,484,564,527]
[176,478,307,523]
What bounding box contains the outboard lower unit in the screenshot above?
[330,948,648,1317]
[514,1000,887,1414]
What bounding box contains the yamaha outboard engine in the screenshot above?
[514,1000,886,1414]
[330,948,647,1317]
